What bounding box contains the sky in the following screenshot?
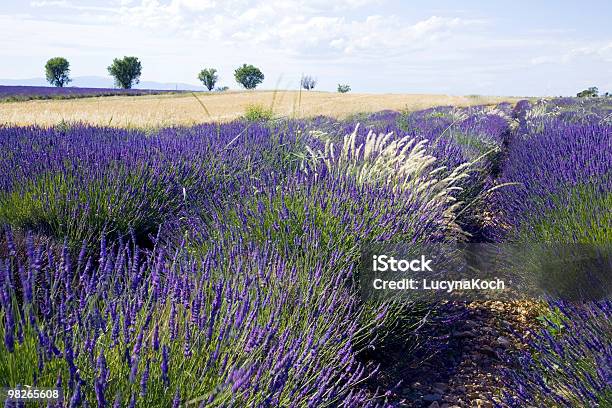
[0,0,611,95]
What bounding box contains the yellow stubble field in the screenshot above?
[0,90,520,127]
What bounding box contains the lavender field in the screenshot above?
[0,98,610,407]
[0,86,182,102]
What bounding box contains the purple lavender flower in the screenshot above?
[140,358,150,397]
[127,393,136,408]
[161,345,170,387]
[152,324,159,351]
[95,351,109,407]
[0,85,179,102]
[129,330,144,383]
[112,394,121,408]
[172,389,181,408]
[68,382,82,408]
[3,303,15,353]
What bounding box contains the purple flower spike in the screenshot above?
[140,359,150,397]
[172,389,181,408]
[161,345,170,387]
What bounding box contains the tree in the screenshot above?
[107,56,142,89]
[198,68,218,91]
[300,75,317,90]
[45,57,71,87]
[337,84,351,93]
[234,64,264,89]
[576,86,598,98]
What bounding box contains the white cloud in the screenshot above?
[24,0,485,58]
[3,0,610,95]
[114,0,484,58]
[30,0,69,7]
[531,41,612,65]
[30,0,119,13]
[173,0,216,11]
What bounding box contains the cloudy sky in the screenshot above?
[1,0,611,95]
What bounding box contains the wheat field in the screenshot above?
[0,90,520,127]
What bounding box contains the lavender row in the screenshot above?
[0,85,182,102]
[503,300,611,407]
[0,121,305,248]
[0,227,384,407]
[491,112,611,243]
[0,109,488,406]
[494,99,611,406]
[2,99,605,406]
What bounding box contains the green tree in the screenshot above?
[337,84,351,93]
[107,56,142,89]
[45,57,71,87]
[576,86,598,97]
[197,68,218,91]
[234,64,264,89]
[301,75,317,90]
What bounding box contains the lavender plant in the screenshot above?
[0,108,491,406]
[1,99,608,407]
[492,118,611,243]
[0,122,304,248]
[503,300,611,407]
[0,229,380,406]
[0,85,180,102]
[492,99,612,406]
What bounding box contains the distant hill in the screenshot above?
[0,76,207,91]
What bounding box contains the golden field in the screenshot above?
[0,90,520,127]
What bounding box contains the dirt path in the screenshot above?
[363,299,542,407]
[359,108,544,407]
[403,300,540,407]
